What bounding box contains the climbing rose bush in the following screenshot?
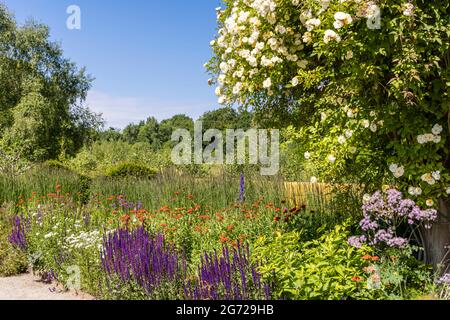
[206,0,450,212]
[349,189,437,249]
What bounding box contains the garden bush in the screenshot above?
[254,224,373,300]
[104,162,158,179]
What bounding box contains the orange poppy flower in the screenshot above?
[351,276,361,282]
[220,235,230,243]
[226,224,235,231]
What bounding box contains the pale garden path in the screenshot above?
[0,273,93,300]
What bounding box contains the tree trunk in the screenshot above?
[423,198,450,273]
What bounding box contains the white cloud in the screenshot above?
[86,90,211,129]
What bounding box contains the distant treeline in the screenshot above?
[96,107,254,149]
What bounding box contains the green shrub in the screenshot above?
[43,160,71,171]
[104,162,158,179]
[253,224,373,300]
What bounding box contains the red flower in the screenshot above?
[362,255,372,261]
[371,256,380,262]
[274,217,281,222]
[220,234,230,243]
[352,276,361,282]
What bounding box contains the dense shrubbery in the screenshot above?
[104,162,158,179]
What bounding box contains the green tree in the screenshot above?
[0,5,101,161]
[97,127,123,142]
[159,114,194,144]
[122,122,143,144]
[200,107,253,131]
[137,116,162,148]
[207,0,450,268]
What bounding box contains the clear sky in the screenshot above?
[1,0,222,128]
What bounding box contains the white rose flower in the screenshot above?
[291,77,299,87]
[403,3,415,16]
[232,82,242,95]
[304,151,311,160]
[338,135,346,144]
[333,20,344,29]
[432,124,443,135]
[218,96,226,104]
[334,12,353,26]
[220,62,230,73]
[362,120,370,128]
[370,123,378,132]
[394,166,405,178]
[432,171,441,181]
[408,186,422,196]
[310,176,318,184]
[417,135,426,144]
[421,173,436,185]
[305,18,321,31]
[433,135,442,144]
[345,130,354,138]
[327,155,336,163]
[302,32,312,44]
[263,78,272,88]
[389,164,398,173]
[414,187,423,196]
[363,194,372,204]
[324,30,341,44]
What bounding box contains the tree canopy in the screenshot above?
[0,4,101,161]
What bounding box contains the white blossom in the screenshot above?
[323,30,341,44]
[432,124,443,135]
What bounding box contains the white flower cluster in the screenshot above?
[333,12,353,29]
[66,230,102,251]
[389,164,405,178]
[421,171,440,186]
[417,124,443,145]
[44,232,58,239]
[408,186,422,196]
[210,0,358,105]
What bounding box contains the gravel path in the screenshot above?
[0,273,94,300]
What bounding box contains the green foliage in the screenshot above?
[44,160,71,171]
[104,162,158,179]
[373,246,434,299]
[66,141,172,177]
[0,4,102,161]
[254,224,372,300]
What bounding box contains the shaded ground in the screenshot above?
[0,273,94,300]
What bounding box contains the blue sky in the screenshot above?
[2,0,222,128]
